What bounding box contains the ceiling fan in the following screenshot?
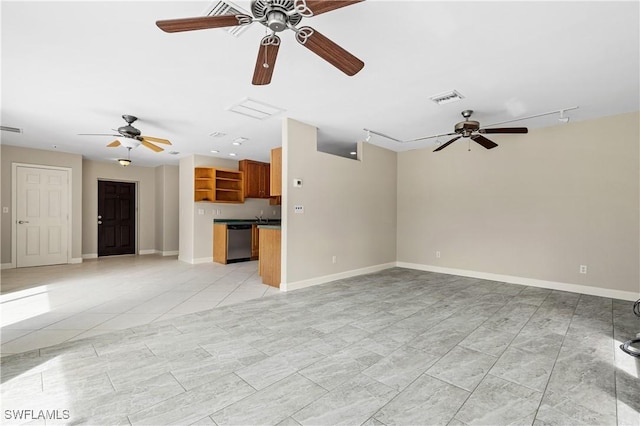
[79,115,172,152]
[412,110,528,152]
[155,0,365,85]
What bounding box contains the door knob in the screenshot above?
[98,221,102,225]
[98,215,102,219]
[18,220,29,224]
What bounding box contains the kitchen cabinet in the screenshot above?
[213,223,228,264]
[195,167,244,203]
[258,226,281,287]
[239,160,270,199]
[270,147,282,197]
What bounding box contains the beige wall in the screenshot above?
[397,112,640,297]
[82,159,156,257]
[282,118,398,288]
[179,155,282,263]
[1,145,83,264]
[155,165,179,254]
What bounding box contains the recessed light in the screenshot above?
[233,137,249,143]
[210,150,219,153]
[168,151,180,155]
[232,142,242,146]
[229,153,237,157]
[210,132,226,137]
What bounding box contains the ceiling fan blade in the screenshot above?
[407,132,457,143]
[252,35,281,86]
[141,136,172,145]
[79,133,120,137]
[479,127,528,134]
[302,0,364,16]
[156,14,252,33]
[433,136,461,152]
[295,27,364,76]
[106,140,121,147]
[141,140,164,152]
[471,134,498,149]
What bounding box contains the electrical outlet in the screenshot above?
[198,209,205,215]
[579,265,587,274]
[436,251,441,259]
[294,205,304,214]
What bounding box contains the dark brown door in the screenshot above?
[98,180,135,256]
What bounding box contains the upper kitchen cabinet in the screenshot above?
[194,167,245,203]
[239,159,270,199]
[270,147,282,197]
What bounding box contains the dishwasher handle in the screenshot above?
[228,224,252,230]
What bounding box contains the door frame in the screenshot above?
[11,163,73,269]
[96,178,140,256]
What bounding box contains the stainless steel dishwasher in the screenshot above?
[226,224,252,263]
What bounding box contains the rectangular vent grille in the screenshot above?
[227,97,286,120]
[1,125,23,133]
[430,90,465,105]
[203,0,251,37]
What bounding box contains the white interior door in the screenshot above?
[16,166,69,267]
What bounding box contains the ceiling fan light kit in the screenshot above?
[156,0,366,85]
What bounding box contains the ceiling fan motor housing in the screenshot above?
[455,120,480,137]
[251,0,303,30]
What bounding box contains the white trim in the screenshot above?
[70,258,83,264]
[161,250,179,256]
[397,262,640,302]
[11,163,73,268]
[82,253,98,259]
[282,262,397,292]
[1,263,13,270]
[139,249,157,255]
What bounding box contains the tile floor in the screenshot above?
[1,255,279,355]
[1,262,639,425]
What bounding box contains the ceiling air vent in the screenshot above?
[430,90,465,105]
[227,97,286,120]
[203,0,252,38]
[1,125,23,133]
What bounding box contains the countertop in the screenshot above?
[213,219,281,226]
[257,225,281,230]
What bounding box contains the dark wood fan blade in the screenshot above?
[252,35,281,85]
[295,27,364,76]
[141,140,164,152]
[141,136,171,145]
[480,127,528,134]
[106,140,121,147]
[433,136,461,152]
[471,134,498,149]
[156,14,252,33]
[303,0,364,16]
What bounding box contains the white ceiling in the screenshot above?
[2,1,639,166]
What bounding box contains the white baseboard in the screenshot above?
[1,263,13,270]
[397,262,640,302]
[70,258,83,264]
[282,262,397,292]
[160,250,179,256]
[139,249,157,255]
[82,253,98,259]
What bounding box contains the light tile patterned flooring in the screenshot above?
[1,256,279,355]
[1,259,639,425]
